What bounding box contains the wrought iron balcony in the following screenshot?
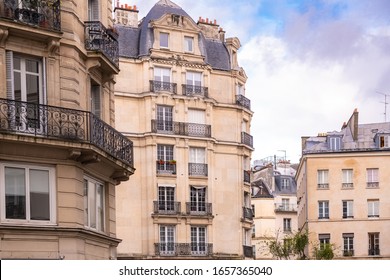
[156,160,176,175]
[188,163,208,177]
[236,94,251,110]
[85,21,119,67]
[243,206,254,220]
[154,243,213,257]
[0,98,134,167]
[243,245,254,258]
[274,203,297,212]
[151,120,211,138]
[150,80,177,94]
[367,182,379,188]
[368,248,380,256]
[182,84,209,98]
[153,201,181,215]
[185,202,212,216]
[1,0,61,31]
[241,132,253,148]
[244,170,251,183]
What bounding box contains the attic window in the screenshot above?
[160,32,169,49]
[328,135,342,151]
[377,134,390,148]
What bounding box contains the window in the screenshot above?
[342,169,353,188]
[368,233,380,256]
[184,36,194,52]
[160,32,169,48]
[281,178,290,190]
[91,82,101,118]
[328,136,342,151]
[236,83,244,96]
[317,170,329,189]
[283,218,291,232]
[84,176,105,231]
[158,186,176,213]
[366,168,379,188]
[156,105,173,132]
[368,199,379,218]
[153,67,172,92]
[281,198,290,211]
[343,233,354,256]
[189,147,207,176]
[88,0,100,21]
[185,71,203,96]
[378,134,390,148]
[157,145,175,174]
[188,109,208,137]
[159,225,175,255]
[191,226,207,255]
[342,200,354,218]
[318,201,329,219]
[1,163,55,224]
[318,234,330,250]
[190,186,207,214]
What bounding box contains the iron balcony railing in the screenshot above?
[368,248,380,256]
[188,163,208,177]
[1,0,61,31]
[243,245,254,258]
[153,201,181,215]
[151,120,211,138]
[185,202,212,216]
[274,203,297,212]
[243,206,254,220]
[182,84,209,98]
[236,94,251,110]
[244,170,251,183]
[156,161,176,175]
[0,98,134,167]
[367,182,379,188]
[150,80,177,94]
[84,21,119,67]
[241,132,254,148]
[343,250,354,257]
[154,243,213,257]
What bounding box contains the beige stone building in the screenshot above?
[114,0,254,259]
[0,0,134,259]
[296,109,390,259]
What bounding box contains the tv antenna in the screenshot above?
[377,91,390,122]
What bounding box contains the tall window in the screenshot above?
[186,72,202,88]
[318,200,329,219]
[342,169,353,188]
[91,82,101,118]
[366,168,379,188]
[159,225,175,255]
[190,186,206,213]
[191,226,207,255]
[159,32,169,48]
[156,105,173,132]
[328,136,342,151]
[342,200,353,219]
[281,198,290,211]
[283,218,291,232]
[157,145,174,174]
[317,170,329,189]
[281,178,290,190]
[318,234,330,250]
[158,186,175,213]
[367,199,379,218]
[184,36,194,52]
[236,83,244,96]
[1,163,55,223]
[88,0,100,21]
[84,176,105,231]
[343,233,354,256]
[153,67,172,92]
[368,233,380,256]
[189,147,207,176]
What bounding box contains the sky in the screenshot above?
[117,0,390,163]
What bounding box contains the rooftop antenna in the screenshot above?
[377,91,389,122]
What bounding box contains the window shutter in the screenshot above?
[5,51,14,99]
[188,109,205,124]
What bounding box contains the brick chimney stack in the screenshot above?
[114,2,139,28]
[197,16,220,40]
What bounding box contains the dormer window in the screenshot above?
[376,133,390,148]
[160,32,169,49]
[327,135,342,151]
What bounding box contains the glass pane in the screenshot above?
[88,181,96,228]
[84,180,88,225]
[25,59,39,73]
[30,169,50,220]
[26,74,39,104]
[5,167,26,219]
[13,57,21,70]
[13,71,22,101]
[97,184,104,231]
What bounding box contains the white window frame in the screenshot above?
[158,185,176,212]
[342,169,353,188]
[318,200,329,219]
[184,36,194,52]
[368,199,379,218]
[88,0,100,21]
[317,169,329,189]
[159,225,176,255]
[159,32,169,49]
[0,162,56,224]
[84,176,105,232]
[189,147,206,164]
[283,218,292,232]
[190,186,207,213]
[329,137,341,151]
[366,168,379,188]
[342,200,354,219]
[154,67,171,83]
[191,226,207,255]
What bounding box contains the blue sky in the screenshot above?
[118,0,390,163]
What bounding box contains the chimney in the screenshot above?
[114,2,139,28]
[219,27,225,42]
[197,16,220,40]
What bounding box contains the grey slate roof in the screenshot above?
[116,0,231,71]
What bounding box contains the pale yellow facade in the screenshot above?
[0,0,134,259]
[114,1,254,259]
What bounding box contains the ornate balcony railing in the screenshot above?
[151,120,211,138]
[156,161,176,175]
[85,21,119,67]
[154,243,213,257]
[0,98,134,167]
[241,132,253,148]
[188,163,208,177]
[368,248,380,256]
[150,80,177,94]
[182,84,209,98]
[367,182,379,188]
[243,245,254,258]
[153,201,181,215]
[244,170,251,183]
[186,202,212,216]
[236,94,251,110]
[243,206,254,220]
[1,0,61,31]
[274,203,297,212]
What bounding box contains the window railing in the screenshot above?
[343,250,354,257]
[367,182,379,188]
[153,201,181,215]
[150,80,177,94]
[185,202,212,216]
[1,0,61,31]
[188,163,208,177]
[236,94,251,110]
[317,183,329,189]
[242,206,254,220]
[342,183,353,188]
[151,120,211,138]
[156,161,176,175]
[241,132,253,148]
[182,84,209,98]
[243,245,254,258]
[84,21,119,67]
[0,98,134,167]
[154,243,213,257]
[274,203,297,212]
[368,248,380,256]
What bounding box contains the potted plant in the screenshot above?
[169,160,176,165]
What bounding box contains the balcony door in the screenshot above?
[156,105,173,132]
[191,226,207,255]
[88,0,100,21]
[190,186,206,213]
[159,225,176,255]
[6,51,45,133]
[188,109,207,136]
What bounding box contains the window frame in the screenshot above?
[283,218,292,232]
[191,226,207,254]
[342,169,353,188]
[367,199,379,218]
[343,233,354,256]
[366,168,379,188]
[159,225,176,255]
[159,32,169,49]
[84,175,105,232]
[184,36,194,52]
[342,200,354,219]
[317,169,329,189]
[1,162,56,225]
[318,200,329,219]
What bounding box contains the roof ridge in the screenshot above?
[155,0,181,9]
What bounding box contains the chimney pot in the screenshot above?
[125,4,128,8]
[206,18,209,23]
[134,5,137,10]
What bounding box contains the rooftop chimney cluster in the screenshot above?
[114,1,139,28]
[197,16,225,41]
